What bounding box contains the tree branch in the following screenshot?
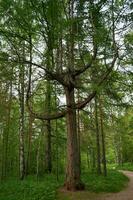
[76,51,118,110]
[73,48,97,77]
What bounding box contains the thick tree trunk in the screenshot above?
[64,88,84,191]
[45,81,52,173]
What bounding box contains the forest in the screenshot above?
[0,0,133,200]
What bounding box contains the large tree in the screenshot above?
[0,0,131,190]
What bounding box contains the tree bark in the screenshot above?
[64,88,84,191]
[45,81,52,173]
[99,97,107,176]
[45,119,52,173]
[19,105,25,180]
[19,59,25,180]
[95,96,102,175]
[77,90,81,176]
[26,113,34,175]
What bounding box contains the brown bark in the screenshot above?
[99,97,107,176]
[1,82,12,179]
[95,96,102,175]
[26,113,34,175]
[19,47,25,180]
[44,81,52,173]
[77,90,81,175]
[45,119,52,173]
[19,85,25,180]
[64,88,84,191]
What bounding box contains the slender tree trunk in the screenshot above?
[1,83,12,179]
[95,96,102,175]
[55,119,59,181]
[1,128,5,180]
[5,82,12,178]
[92,148,96,171]
[19,62,25,180]
[77,90,81,175]
[64,88,84,190]
[87,150,90,170]
[26,35,33,176]
[36,135,41,179]
[26,114,34,175]
[99,97,107,176]
[19,106,25,180]
[45,119,52,173]
[55,85,59,180]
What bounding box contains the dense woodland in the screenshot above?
[0,0,133,199]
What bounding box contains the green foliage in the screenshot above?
[0,171,129,200]
[57,170,129,200]
[0,0,132,196]
[0,175,63,200]
[82,170,129,193]
[116,162,133,171]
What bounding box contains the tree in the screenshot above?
[95,96,102,175]
[0,0,131,190]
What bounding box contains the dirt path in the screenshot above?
[58,171,133,200]
[101,171,133,200]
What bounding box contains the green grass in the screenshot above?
[116,162,133,171]
[0,170,129,200]
[82,170,129,193]
[57,170,129,200]
[0,175,63,200]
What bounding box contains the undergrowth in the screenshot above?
[0,170,129,200]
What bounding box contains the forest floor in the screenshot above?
[58,171,133,200]
[0,170,130,200]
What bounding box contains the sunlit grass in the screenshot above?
[83,170,129,193]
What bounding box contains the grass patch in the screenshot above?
[82,170,129,193]
[0,174,63,200]
[57,170,129,200]
[0,170,129,200]
[116,162,133,171]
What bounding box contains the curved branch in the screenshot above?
[76,51,118,109]
[26,103,66,120]
[73,47,97,77]
[24,60,68,86]
[26,37,67,121]
[8,57,69,87]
